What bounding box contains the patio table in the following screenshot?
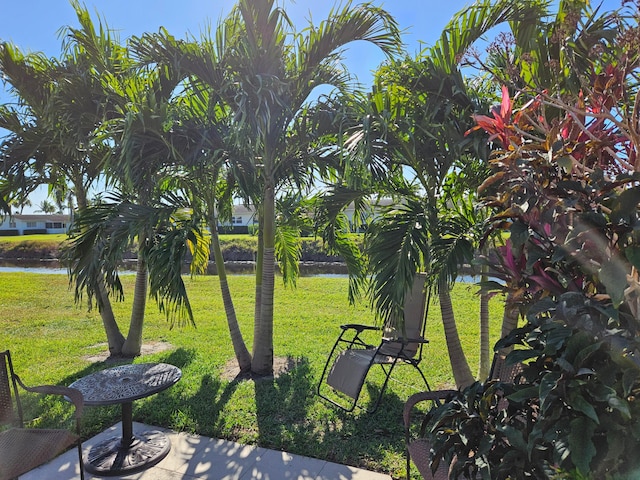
[69,362,181,476]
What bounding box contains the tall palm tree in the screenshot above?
[128,24,257,371]
[358,69,482,388]
[224,0,402,375]
[319,0,555,388]
[60,3,211,357]
[0,6,129,355]
[382,0,618,387]
[132,0,402,375]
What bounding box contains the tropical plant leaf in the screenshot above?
[569,417,597,475]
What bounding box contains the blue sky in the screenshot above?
[0,0,624,212]
[1,0,476,89]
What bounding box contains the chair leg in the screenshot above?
[406,429,412,480]
[366,358,401,414]
[414,362,431,392]
[77,440,85,480]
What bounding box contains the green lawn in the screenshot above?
[0,272,504,479]
[0,233,68,243]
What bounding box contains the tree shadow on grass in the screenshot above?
[134,348,244,435]
[138,370,242,437]
[44,348,410,477]
[253,357,407,478]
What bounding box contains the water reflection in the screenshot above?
[0,259,349,276]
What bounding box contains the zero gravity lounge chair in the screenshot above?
[317,273,432,413]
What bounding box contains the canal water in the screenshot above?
[0,259,349,276]
[0,260,482,284]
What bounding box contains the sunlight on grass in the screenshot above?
[0,271,504,479]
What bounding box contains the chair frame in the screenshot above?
[0,350,85,480]
[317,275,432,413]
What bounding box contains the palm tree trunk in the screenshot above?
[210,218,252,372]
[497,292,519,356]
[253,219,263,355]
[478,264,490,379]
[122,255,147,357]
[438,278,474,388]
[97,278,125,355]
[75,184,124,355]
[252,185,275,375]
[501,292,519,338]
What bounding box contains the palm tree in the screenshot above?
[0,3,131,355]
[358,69,481,388]
[35,199,57,214]
[340,0,620,389]
[225,0,402,375]
[131,0,402,375]
[318,0,556,388]
[52,2,204,357]
[63,38,212,357]
[127,23,257,371]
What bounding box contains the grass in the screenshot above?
[0,233,68,243]
[0,271,505,479]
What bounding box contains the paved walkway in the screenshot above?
[22,421,392,479]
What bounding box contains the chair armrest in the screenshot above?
[403,389,458,428]
[382,337,429,345]
[14,375,84,419]
[340,323,382,332]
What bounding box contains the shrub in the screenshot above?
[425,51,640,479]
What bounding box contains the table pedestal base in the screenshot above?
[85,430,171,476]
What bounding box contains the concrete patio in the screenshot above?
[21,421,392,479]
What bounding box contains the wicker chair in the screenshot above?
[0,350,84,480]
[403,355,523,479]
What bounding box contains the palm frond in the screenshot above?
[146,208,209,328]
[315,195,366,303]
[432,0,547,73]
[366,197,429,324]
[292,2,401,104]
[274,223,301,288]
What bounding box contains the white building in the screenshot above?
[0,198,393,236]
[0,206,259,236]
[0,214,70,236]
[219,204,258,232]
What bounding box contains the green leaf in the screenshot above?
[567,393,599,424]
[611,186,640,223]
[625,246,640,271]
[556,156,572,172]
[599,258,629,307]
[507,385,539,403]
[569,417,597,474]
[590,383,617,402]
[623,368,640,397]
[539,372,560,411]
[497,425,527,451]
[510,220,529,249]
[505,349,538,364]
[608,397,631,420]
